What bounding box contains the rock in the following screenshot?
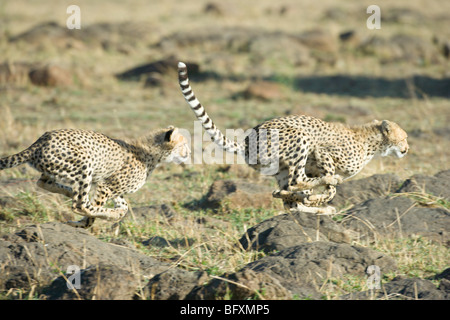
[142,236,194,249]
[341,277,449,300]
[341,196,449,243]
[203,2,225,16]
[339,30,360,46]
[187,269,296,300]
[201,179,275,210]
[331,173,402,208]
[44,263,140,300]
[242,81,284,101]
[0,222,171,297]
[396,170,450,200]
[29,65,73,87]
[239,210,351,252]
[143,268,208,300]
[241,242,396,299]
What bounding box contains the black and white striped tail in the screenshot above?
[178,62,244,155]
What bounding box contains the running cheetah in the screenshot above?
[0,127,190,228]
[178,62,408,214]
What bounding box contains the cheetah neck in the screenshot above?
[350,123,385,158]
[119,136,169,168]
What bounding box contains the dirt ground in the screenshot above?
[0,0,449,300]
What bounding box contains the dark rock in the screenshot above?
[331,173,402,208]
[241,242,396,298]
[186,269,298,300]
[341,277,449,300]
[396,170,450,200]
[341,196,449,243]
[203,2,225,16]
[0,222,171,296]
[239,210,351,252]
[44,263,140,300]
[144,268,208,300]
[142,236,194,249]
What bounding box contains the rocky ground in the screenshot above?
[1,170,448,300]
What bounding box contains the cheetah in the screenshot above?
[0,127,190,228]
[178,62,409,214]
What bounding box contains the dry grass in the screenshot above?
[0,0,449,299]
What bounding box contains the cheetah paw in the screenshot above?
[107,209,128,222]
[315,206,336,215]
[322,174,343,186]
[303,194,328,207]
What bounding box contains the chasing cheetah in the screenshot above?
[0,127,190,228]
[178,62,408,214]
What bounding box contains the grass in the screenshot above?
[0,0,449,300]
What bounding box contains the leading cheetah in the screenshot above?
[178,62,409,214]
[0,127,190,228]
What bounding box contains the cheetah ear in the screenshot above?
[164,126,182,143]
[381,120,391,135]
[164,126,176,142]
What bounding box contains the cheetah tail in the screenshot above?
[0,148,33,170]
[178,62,245,156]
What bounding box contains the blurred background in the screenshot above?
[0,0,449,176]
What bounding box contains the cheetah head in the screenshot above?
[162,126,191,164]
[380,120,409,158]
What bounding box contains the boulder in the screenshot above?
[396,169,450,200]
[143,268,208,300]
[240,242,396,299]
[341,276,449,300]
[0,222,171,298]
[341,196,449,243]
[239,210,351,252]
[186,269,298,300]
[331,173,402,208]
[44,263,140,300]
